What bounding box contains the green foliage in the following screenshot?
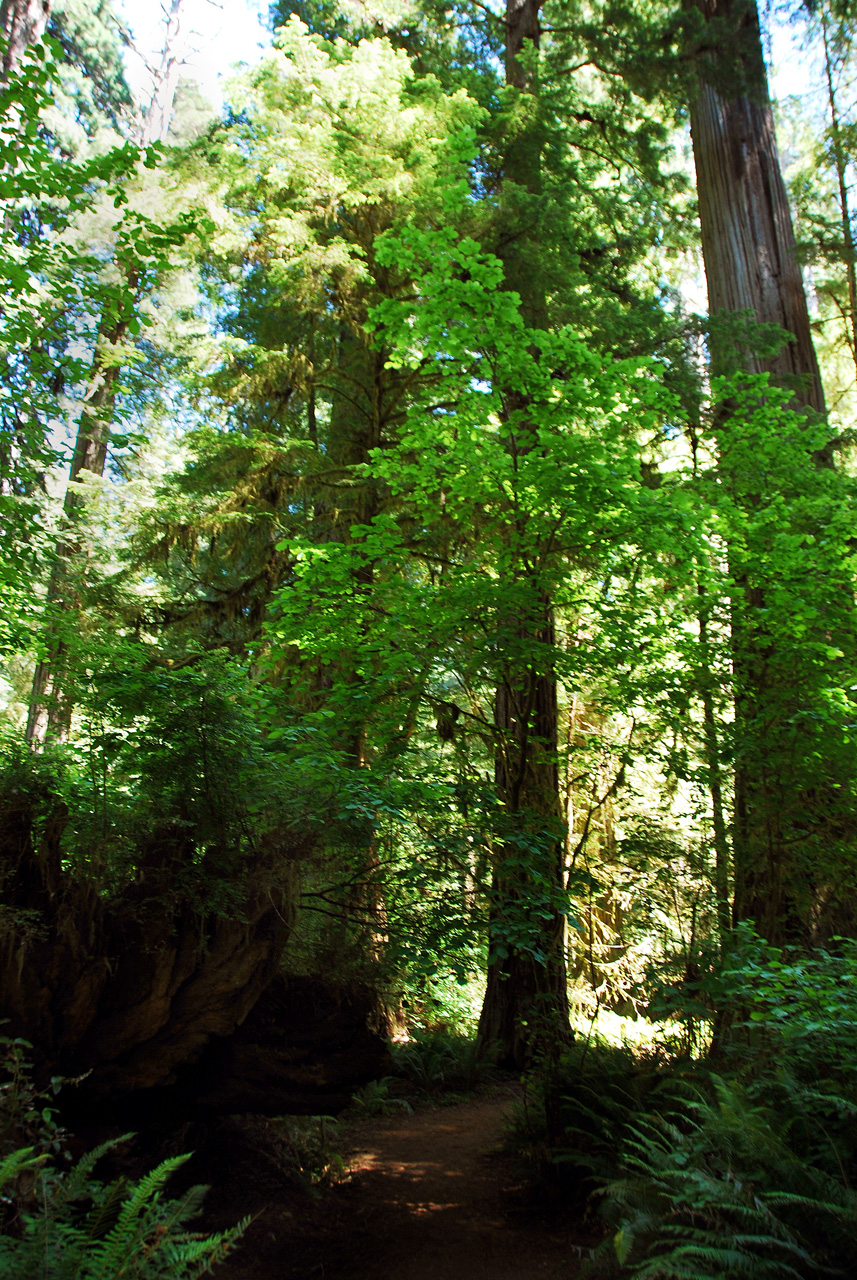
[0,652,307,916]
[4,6,857,1239]
[700,929,857,1181]
[273,1116,347,1190]
[548,936,857,1278]
[0,1037,66,1164]
[47,0,133,150]
[349,1076,413,1116]
[0,1142,247,1279]
[0,1043,246,1278]
[585,1076,857,1279]
[502,1036,673,1205]
[391,1030,498,1097]
[0,33,206,666]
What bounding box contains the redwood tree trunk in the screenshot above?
[689,0,849,943]
[0,778,297,1097]
[690,0,825,417]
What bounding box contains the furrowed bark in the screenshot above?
[689,0,852,944]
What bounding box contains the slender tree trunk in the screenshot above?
[310,319,388,955]
[819,2,857,384]
[479,610,569,1068]
[140,0,188,146]
[697,582,731,945]
[26,1,189,744]
[477,0,570,1075]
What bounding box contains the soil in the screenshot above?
[220,1087,584,1280]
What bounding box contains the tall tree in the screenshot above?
[688,0,857,943]
[690,0,826,415]
[476,0,570,1071]
[26,0,193,744]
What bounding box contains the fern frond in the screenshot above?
[63,1135,135,1199]
[0,1145,43,1192]
[87,1154,192,1280]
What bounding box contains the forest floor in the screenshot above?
[219,1085,584,1280]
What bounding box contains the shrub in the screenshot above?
[565,932,857,1278]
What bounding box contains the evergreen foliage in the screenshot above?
[0,1144,247,1279]
[2,0,857,1241]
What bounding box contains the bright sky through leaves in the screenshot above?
[116,0,811,114]
[117,0,269,112]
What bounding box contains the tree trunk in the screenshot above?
[26,309,134,744]
[0,775,299,1097]
[26,0,190,744]
[690,0,825,419]
[479,617,570,1069]
[689,0,850,944]
[0,0,49,79]
[819,1,857,385]
[477,0,570,1073]
[140,0,189,146]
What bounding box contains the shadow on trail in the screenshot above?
[223,1089,581,1280]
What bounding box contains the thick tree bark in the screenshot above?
[0,779,299,1096]
[477,0,570,1073]
[689,0,850,943]
[690,0,825,417]
[0,0,49,79]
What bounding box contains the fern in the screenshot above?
[0,1143,247,1279]
[0,1146,44,1194]
[583,1076,857,1279]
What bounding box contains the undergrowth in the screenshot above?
[0,1037,246,1278]
[514,930,857,1279]
[273,1115,348,1189]
[390,1029,499,1098]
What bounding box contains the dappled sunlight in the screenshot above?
[569,1007,687,1051]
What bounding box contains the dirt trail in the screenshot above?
[225,1089,582,1280]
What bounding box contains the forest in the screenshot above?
[3,0,857,1274]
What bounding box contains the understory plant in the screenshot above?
[0,1143,247,1279]
[585,1076,857,1278]
[0,1039,246,1278]
[391,1029,499,1097]
[562,933,857,1278]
